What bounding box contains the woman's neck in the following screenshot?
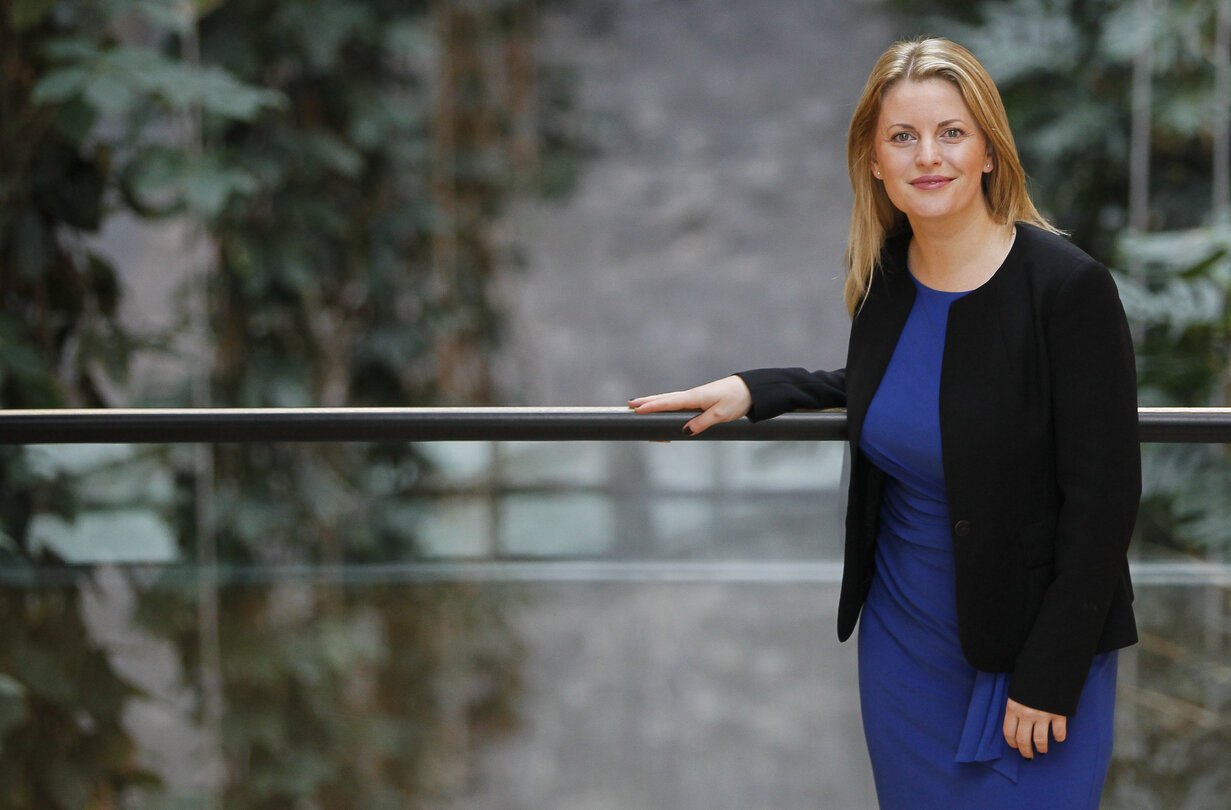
[907,214,1016,293]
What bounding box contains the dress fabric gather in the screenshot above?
[856,277,1117,810]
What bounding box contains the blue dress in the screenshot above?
[857,277,1117,809]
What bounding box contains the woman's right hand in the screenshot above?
[628,375,753,436]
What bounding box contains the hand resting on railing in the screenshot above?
[628,375,752,436]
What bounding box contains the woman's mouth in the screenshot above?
[910,175,952,190]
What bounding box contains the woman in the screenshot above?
[630,37,1140,808]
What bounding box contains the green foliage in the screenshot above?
[1,2,279,806]
[32,41,282,119]
[0,587,158,807]
[1115,226,1231,552]
[135,3,570,803]
[189,0,530,414]
[901,0,1222,256]
[134,582,521,809]
[4,0,569,805]
[1116,227,1231,406]
[1,0,284,410]
[1105,586,1231,808]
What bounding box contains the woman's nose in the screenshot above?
[916,139,941,166]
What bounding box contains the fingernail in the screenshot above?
[682,425,693,436]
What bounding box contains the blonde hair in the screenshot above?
[843,37,1058,315]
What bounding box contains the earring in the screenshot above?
[985,163,992,169]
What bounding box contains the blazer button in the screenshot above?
[953,520,971,537]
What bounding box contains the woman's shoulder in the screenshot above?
[1011,224,1125,315]
[1012,223,1105,281]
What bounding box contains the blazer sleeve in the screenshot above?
[1008,260,1141,716]
[734,367,847,423]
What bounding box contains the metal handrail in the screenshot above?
[0,406,1229,444]
[5,559,1227,587]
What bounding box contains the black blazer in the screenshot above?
[737,224,1140,717]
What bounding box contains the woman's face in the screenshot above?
[869,78,992,228]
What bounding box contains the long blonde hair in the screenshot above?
[843,37,1057,315]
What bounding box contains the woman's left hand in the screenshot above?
[1003,698,1066,759]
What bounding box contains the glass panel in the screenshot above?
[2,441,1229,808]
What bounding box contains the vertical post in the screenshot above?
[181,2,225,801]
[1214,0,1231,223]
[433,0,459,314]
[1129,0,1153,235]
[431,0,500,404]
[504,0,539,183]
[490,440,504,557]
[432,0,462,402]
[1212,4,1231,719]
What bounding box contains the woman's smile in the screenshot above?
[910,175,953,190]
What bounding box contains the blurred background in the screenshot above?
[2,0,1230,807]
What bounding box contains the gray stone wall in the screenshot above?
[497,0,896,405]
[466,1,899,806]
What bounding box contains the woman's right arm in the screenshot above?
[629,367,846,436]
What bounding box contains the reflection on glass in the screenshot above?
[1,442,1229,808]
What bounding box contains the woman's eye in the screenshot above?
[891,132,914,143]
[942,128,964,139]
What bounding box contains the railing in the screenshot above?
[2,406,1231,444]
[4,407,1230,588]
